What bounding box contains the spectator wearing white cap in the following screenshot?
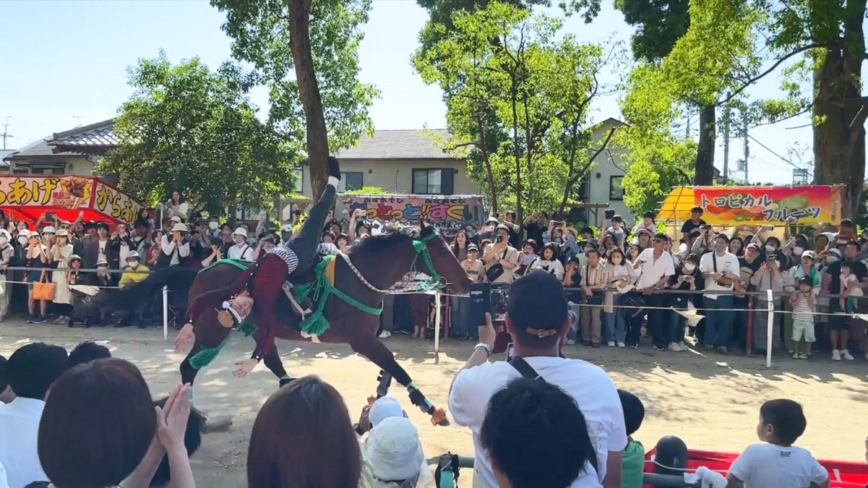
[227,228,253,261]
[160,223,190,268]
[50,230,75,325]
[363,417,433,488]
[0,230,13,321]
[355,397,434,488]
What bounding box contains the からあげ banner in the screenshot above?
[694,186,842,225]
[0,175,143,225]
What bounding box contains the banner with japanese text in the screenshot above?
[694,186,842,225]
[0,175,142,225]
[335,194,485,237]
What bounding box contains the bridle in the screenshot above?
[340,229,448,294]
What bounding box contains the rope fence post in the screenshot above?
[162,286,169,341]
[434,291,441,365]
[766,289,774,368]
[746,296,753,356]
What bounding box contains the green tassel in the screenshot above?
[237,321,257,337]
[188,336,230,370]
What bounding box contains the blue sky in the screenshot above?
[0,0,812,184]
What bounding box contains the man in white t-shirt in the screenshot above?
[727,399,829,488]
[699,234,741,354]
[0,343,69,488]
[632,233,676,350]
[482,225,521,284]
[449,272,626,488]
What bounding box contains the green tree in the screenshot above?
[211,0,379,198]
[101,54,296,215]
[414,3,614,219]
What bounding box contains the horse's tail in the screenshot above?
[184,264,256,323]
[91,267,200,312]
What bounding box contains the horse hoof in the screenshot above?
[430,408,450,427]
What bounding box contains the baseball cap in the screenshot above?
[467,243,479,252]
[507,272,568,339]
[746,243,761,252]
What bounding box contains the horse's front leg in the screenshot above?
[349,334,449,426]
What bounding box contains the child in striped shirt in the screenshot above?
[789,276,816,359]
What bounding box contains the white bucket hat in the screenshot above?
[172,223,189,233]
[232,227,248,238]
[369,396,404,428]
[42,226,56,234]
[364,417,424,483]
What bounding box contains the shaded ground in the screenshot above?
[0,320,866,487]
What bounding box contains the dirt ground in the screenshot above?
[1,320,867,487]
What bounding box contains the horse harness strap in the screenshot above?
[410,231,445,290]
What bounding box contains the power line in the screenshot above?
[747,133,812,176]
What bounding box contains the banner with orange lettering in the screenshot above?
[694,186,842,225]
[0,175,142,225]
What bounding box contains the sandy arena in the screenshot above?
[1,320,866,486]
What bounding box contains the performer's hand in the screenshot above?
[233,358,259,377]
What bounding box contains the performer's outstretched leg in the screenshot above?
[289,156,340,273]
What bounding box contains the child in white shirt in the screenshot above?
[840,262,862,314]
[727,399,829,488]
[631,211,657,242]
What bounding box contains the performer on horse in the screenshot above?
[180,156,342,376]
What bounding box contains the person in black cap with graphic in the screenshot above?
[449,272,626,488]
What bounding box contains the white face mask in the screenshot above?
[684,263,696,273]
[209,222,219,230]
[793,246,804,257]
[826,256,837,264]
[17,236,27,246]
[766,245,777,253]
[128,260,139,268]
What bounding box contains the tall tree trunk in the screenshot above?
[694,104,717,185]
[287,0,330,200]
[476,114,498,214]
[511,78,523,222]
[813,0,866,218]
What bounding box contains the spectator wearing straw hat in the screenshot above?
[227,228,254,261]
[160,223,191,268]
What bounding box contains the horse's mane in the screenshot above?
[348,224,436,257]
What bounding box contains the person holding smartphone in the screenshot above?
[701,234,742,354]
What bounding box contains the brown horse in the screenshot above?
[102,224,470,425]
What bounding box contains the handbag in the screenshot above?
[485,248,509,282]
[583,265,604,305]
[32,269,56,301]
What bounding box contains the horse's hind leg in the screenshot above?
[261,344,294,388]
[350,336,449,426]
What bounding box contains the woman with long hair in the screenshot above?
[627,244,643,264]
[729,236,745,257]
[451,230,469,263]
[247,376,363,488]
[51,230,75,325]
[604,247,633,347]
[165,190,189,223]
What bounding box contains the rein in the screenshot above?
[343,229,448,295]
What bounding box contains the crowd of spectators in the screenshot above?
[442,207,868,362]
[1,273,860,488]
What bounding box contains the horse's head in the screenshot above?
[416,222,471,296]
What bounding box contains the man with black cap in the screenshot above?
[0,342,68,488]
[449,272,626,488]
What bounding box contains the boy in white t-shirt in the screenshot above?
[727,399,829,488]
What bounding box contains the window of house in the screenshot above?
[12,167,28,175]
[293,166,304,193]
[609,176,624,201]
[31,167,65,175]
[343,172,363,191]
[412,169,454,195]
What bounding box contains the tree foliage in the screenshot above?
[101,53,297,215]
[414,2,614,219]
[211,0,379,196]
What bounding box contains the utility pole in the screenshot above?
[1,117,10,150]
[742,106,749,183]
[722,92,731,184]
[73,116,82,128]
